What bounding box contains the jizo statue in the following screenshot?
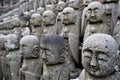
[45,4,55,11]
[102,0,119,35]
[81,0,94,38]
[61,7,80,79]
[30,13,43,40]
[80,33,120,80]
[19,35,42,80]
[40,35,70,80]
[19,16,31,37]
[37,7,45,15]
[5,34,22,80]
[56,0,66,13]
[113,0,120,49]
[42,10,57,35]
[83,1,111,41]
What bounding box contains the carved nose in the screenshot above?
[42,53,46,60]
[91,12,95,17]
[90,57,98,67]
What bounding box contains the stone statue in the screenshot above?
[37,7,45,15]
[45,4,55,11]
[19,35,42,80]
[81,0,94,38]
[113,1,120,49]
[61,7,80,79]
[19,16,31,37]
[83,1,111,41]
[40,35,70,80]
[102,0,119,34]
[56,0,66,13]
[5,34,22,80]
[0,35,10,80]
[11,17,21,34]
[80,33,120,80]
[30,13,43,40]
[42,10,57,35]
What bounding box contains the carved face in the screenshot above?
[30,13,42,26]
[69,0,79,9]
[42,10,55,26]
[20,36,39,58]
[56,1,66,11]
[86,2,103,23]
[82,34,118,77]
[37,7,44,15]
[41,45,64,65]
[62,7,76,25]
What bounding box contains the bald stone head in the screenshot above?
[83,0,94,6]
[56,0,66,11]
[46,5,54,11]
[82,33,119,78]
[69,0,80,9]
[37,7,45,15]
[86,1,104,23]
[20,35,39,59]
[42,10,56,26]
[41,35,65,65]
[11,17,20,27]
[30,13,42,26]
[62,7,76,25]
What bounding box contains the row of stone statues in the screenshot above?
[0,0,119,80]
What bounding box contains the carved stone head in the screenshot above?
[62,7,76,25]
[82,33,119,78]
[19,16,30,27]
[5,34,20,51]
[30,13,42,26]
[86,1,104,23]
[20,35,39,59]
[11,17,20,27]
[83,0,94,6]
[42,10,56,26]
[45,5,54,11]
[41,35,65,65]
[56,0,66,12]
[69,0,80,9]
[37,7,45,15]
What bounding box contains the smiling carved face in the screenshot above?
[82,33,118,77]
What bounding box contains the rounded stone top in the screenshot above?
[20,35,39,46]
[87,1,103,9]
[42,10,55,16]
[62,7,75,14]
[83,33,118,55]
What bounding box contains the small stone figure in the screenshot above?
[45,4,55,11]
[37,7,45,15]
[83,1,111,41]
[40,35,70,80]
[61,7,80,79]
[80,33,120,80]
[19,35,42,80]
[5,34,22,80]
[113,0,120,49]
[102,0,119,34]
[56,0,66,13]
[42,10,57,35]
[19,16,31,37]
[30,13,43,40]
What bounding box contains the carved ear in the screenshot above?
[32,45,39,58]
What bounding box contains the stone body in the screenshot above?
[83,1,111,41]
[61,7,80,79]
[80,33,120,80]
[19,35,42,80]
[5,34,22,80]
[30,13,43,40]
[41,35,70,80]
[42,10,57,35]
